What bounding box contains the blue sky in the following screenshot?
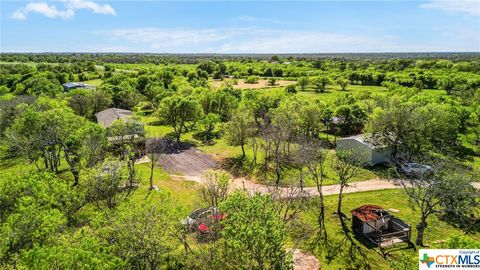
[1,0,479,53]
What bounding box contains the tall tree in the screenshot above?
[199,170,231,209]
[218,192,292,270]
[297,76,309,91]
[108,118,145,188]
[156,96,203,142]
[145,138,170,191]
[107,193,183,269]
[313,76,329,93]
[224,104,256,158]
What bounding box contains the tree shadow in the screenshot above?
[220,155,254,177]
[192,131,220,146]
[146,137,192,154]
[449,144,479,162]
[439,214,480,234]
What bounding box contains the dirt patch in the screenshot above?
[291,249,320,270]
[472,182,480,190]
[211,79,295,90]
[157,147,218,176]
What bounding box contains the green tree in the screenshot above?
[313,76,329,93]
[268,77,276,86]
[83,159,128,210]
[67,88,94,118]
[108,118,145,187]
[438,77,455,95]
[0,173,78,262]
[333,104,367,135]
[297,76,309,91]
[224,104,256,158]
[336,77,348,91]
[218,192,292,270]
[197,113,220,142]
[156,96,203,142]
[18,229,124,270]
[107,193,184,269]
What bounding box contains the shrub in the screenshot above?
[285,84,297,94]
[245,76,259,84]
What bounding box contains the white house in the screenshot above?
[336,134,390,165]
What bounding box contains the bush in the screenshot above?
[268,78,276,86]
[245,76,259,84]
[285,84,297,94]
[0,85,10,96]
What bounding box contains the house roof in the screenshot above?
[95,108,132,128]
[351,205,388,222]
[62,82,92,89]
[337,134,382,149]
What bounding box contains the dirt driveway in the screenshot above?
[157,147,218,176]
[158,147,479,197]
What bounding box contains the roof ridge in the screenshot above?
[112,108,121,119]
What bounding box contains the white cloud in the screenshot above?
[108,28,232,48]
[66,0,116,15]
[237,16,283,25]
[11,0,115,20]
[420,0,480,16]
[101,27,400,53]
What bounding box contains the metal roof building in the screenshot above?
[336,134,391,166]
[62,82,93,92]
[95,108,132,128]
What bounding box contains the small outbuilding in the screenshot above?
[336,134,390,166]
[95,108,132,128]
[62,82,92,92]
[351,205,411,248]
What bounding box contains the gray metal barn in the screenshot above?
[336,134,390,166]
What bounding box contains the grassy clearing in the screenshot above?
[134,164,199,209]
[139,114,377,185]
[83,78,102,86]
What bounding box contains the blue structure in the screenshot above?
[62,82,92,92]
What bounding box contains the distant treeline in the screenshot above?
[1,52,480,64]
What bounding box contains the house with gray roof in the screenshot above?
[95,108,132,128]
[336,134,391,165]
[62,82,93,92]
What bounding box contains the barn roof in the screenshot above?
[351,205,388,222]
[337,134,384,149]
[95,108,132,128]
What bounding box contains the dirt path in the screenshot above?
[289,249,320,270]
[171,173,402,198]
[233,177,402,197]
[158,147,479,197]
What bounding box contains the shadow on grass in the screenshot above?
[449,144,479,162]
[220,155,254,177]
[192,131,220,146]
